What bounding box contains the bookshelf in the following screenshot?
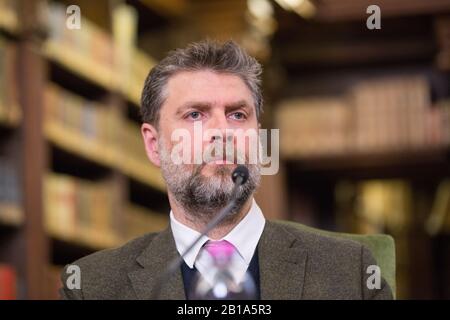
[271,3,450,299]
[0,0,170,299]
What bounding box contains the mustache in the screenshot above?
[202,142,248,164]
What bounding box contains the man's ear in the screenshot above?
[141,123,161,167]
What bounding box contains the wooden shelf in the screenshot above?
[47,225,122,252]
[0,203,24,227]
[0,103,22,128]
[120,83,142,107]
[43,41,155,111]
[44,120,117,169]
[118,155,166,192]
[289,147,449,169]
[45,120,166,191]
[0,8,19,36]
[42,41,117,92]
[286,147,450,180]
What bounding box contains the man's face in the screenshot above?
[142,69,261,221]
[160,70,259,173]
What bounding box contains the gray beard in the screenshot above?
[159,144,261,225]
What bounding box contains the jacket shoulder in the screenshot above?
[269,221,363,254]
[60,231,160,299]
[267,221,393,299]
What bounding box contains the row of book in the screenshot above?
[44,172,122,249]
[113,4,156,104]
[0,0,18,34]
[277,75,450,157]
[0,264,16,299]
[44,83,165,190]
[44,2,155,103]
[44,172,168,249]
[44,83,122,155]
[45,2,114,70]
[0,36,21,126]
[0,159,23,226]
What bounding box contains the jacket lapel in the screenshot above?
[128,221,308,300]
[128,227,186,300]
[259,221,308,300]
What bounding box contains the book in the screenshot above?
[0,36,21,126]
[0,158,23,226]
[44,172,121,249]
[0,0,19,34]
[0,264,16,299]
[276,97,350,157]
[44,83,122,166]
[276,75,449,158]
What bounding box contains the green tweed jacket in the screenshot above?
[60,221,393,300]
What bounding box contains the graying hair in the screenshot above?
[140,39,263,126]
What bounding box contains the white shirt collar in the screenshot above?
[170,199,266,268]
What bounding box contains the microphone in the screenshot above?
[150,165,249,300]
[232,165,249,185]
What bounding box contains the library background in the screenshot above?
[0,0,449,300]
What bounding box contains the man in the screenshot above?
[60,40,393,300]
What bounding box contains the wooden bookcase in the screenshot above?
[0,0,170,299]
[271,5,450,299]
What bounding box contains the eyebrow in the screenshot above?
[175,100,253,116]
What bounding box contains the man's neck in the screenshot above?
[168,193,254,240]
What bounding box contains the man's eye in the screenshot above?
[230,112,246,120]
[187,111,202,120]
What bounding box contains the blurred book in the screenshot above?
[45,2,114,68]
[44,172,122,249]
[276,75,450,158]
[42,2,156,100]
[0,36,21,126]
[113,3,156,104]
[124,203,168,242]
[44,83,121,167]
[0,0,19,34]
[43,83,164,190]
[0,158,23,226]
[0,264,16,300]
[43,2,115,89]
[277,97,350,157]
[44,171,168,249]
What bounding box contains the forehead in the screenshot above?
[164,70,254,108]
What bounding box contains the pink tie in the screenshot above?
[203,240,236,260]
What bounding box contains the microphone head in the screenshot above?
[232,165,249,185]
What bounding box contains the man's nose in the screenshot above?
[204,114,232,143]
